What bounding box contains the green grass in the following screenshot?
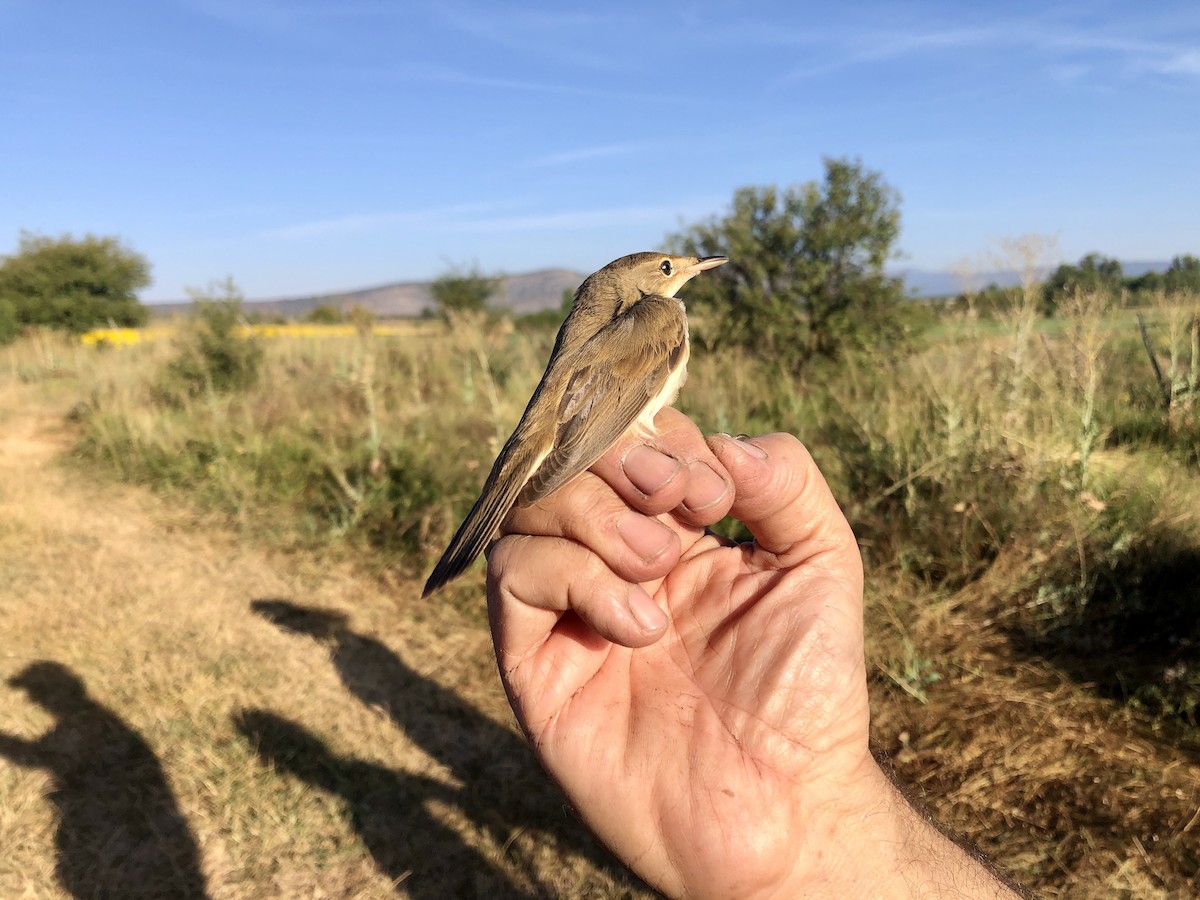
[4,292,1200,895]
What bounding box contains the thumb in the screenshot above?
[706,433,863,591]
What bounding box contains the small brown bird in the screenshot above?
[422,251,728,596]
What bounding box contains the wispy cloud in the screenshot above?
[180,0,398,31]
[384,61,690,103]
[525,143,642,168]
[855,24,1008,61]
[261,202,502,241]
[427,3,636,70]
[1047,62,1092,84]
[262,202,713,241]
[779,21,1019,80]
[1045,32,1200,74]
[1147,48,1200,77]
[450,206,698,234]
[778,12,1200,86]
[179,0,304,36]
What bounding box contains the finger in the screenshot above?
[590,406,734,525]
[502,470,683,586]
[707,433,863,589]
[486,534,668,657]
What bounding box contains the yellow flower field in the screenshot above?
[80,321,436,346]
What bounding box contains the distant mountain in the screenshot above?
[147,268,586,319]
[147,259,1177,316]
[895,260,1172,298]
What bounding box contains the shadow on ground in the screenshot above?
[234,708,528,897]
[1003,533,1200,751]
[245,598,640,896]
[0,660,209,899]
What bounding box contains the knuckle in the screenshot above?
[485,534,518,581]
[576,547,612,585]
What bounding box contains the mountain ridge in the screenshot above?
[146,268,586,319]
[146,260,1175,318]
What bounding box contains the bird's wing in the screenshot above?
[421,429,548,596]
[422,293,686,597]
[519,294,687,504]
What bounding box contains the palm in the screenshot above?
[500,521,869,894]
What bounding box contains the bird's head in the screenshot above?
[586,251,728,303]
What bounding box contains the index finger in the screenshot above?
[588,406,734,525]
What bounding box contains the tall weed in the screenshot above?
[159,284,263,402]
[60,296,1200,729]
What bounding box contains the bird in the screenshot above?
[422,251,728,597]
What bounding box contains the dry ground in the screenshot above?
[0,380,647,898]
[3,370,1199,898]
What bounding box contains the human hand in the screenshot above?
[487,408,1019,898]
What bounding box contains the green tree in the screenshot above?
[0,232,150,332]
[430,264,501,321]
[1126,269,1164,296]
[304,303,344,323]
[669,158,904,369]
[1164,254,1200,294]
[1044,253,1124,314]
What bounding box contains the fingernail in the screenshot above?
[733,434,768,459]
[628,584,668,632]
[682,461,730,512]
[622,445,681,495]
[618,513,674,562]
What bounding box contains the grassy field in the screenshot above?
[1,295,1199,897]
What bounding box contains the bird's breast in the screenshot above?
[634,312,689,435]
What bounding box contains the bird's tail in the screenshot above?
[421,447,534,597]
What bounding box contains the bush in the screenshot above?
[0,296,18,345]
[159,280,262,402]
[1006,494,1200,728]
[431,264,501,321]
[304,304,344,324]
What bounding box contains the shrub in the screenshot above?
[304,304,344,324]
[159,280,262,402]
[0,296,18,345]
[431,264,501,321]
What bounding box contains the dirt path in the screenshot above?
[0,381,639,898]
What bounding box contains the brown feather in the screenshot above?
[520,294,686,504]
[421,251,724,596]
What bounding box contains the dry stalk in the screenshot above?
[1060,288,1109,489]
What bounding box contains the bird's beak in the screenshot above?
[687,256,729,273]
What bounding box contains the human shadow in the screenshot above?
[0,661,208,899]
[234,708,526,898]
[249,599,633,889]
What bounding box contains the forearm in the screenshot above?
[778,760,1024,900]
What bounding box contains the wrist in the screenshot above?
[780,756,1021,899]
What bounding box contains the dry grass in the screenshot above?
[3,300,1200,897]
[869,547,1200,897]
[0,377,647,898]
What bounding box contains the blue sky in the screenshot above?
[3,1,1198,301]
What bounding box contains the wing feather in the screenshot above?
[519,295,686,504]
[422,431,550,596]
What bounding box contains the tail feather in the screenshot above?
[421,445,539,596]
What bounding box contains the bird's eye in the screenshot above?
[659,260,673,276]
